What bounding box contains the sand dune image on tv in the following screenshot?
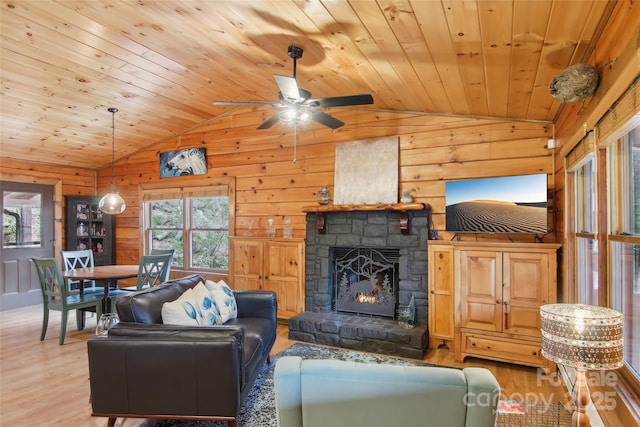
[445,174,548,235]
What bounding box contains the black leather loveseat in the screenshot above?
[87,274,277,427]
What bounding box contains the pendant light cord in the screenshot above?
[108,107,118,192]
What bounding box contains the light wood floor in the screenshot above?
[1,305,570,427]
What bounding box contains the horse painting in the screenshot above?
[160,148,207,177]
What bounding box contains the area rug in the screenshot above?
[497,400,572,426]
[153,342,571,427]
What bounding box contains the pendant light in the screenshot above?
[98,107,126,214]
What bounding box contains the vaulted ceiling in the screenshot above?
[0,0,618,170]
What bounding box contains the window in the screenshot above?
[143,185,230,272]
[607,123,640,379]
[576,158,599,305]
[2,191,42,248]
[567,138,599,305]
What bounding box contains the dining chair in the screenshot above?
[121,253,173,292]
[150,248,175,276]
[32,257,104,345]
[61,249,109,329]
[60,250,104,295]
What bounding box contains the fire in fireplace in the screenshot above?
[332,247,399,318]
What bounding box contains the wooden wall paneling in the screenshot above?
[400,138,550,167]
[102,111,561,263]
[265,156,337,175]
[399,122,552,151]
[235,186,325,205]
[401,156,552,183]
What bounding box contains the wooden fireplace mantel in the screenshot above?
[301,203,430,235]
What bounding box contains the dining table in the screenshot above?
[63,264,139,313]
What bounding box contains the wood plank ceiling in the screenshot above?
[0,0,616,170]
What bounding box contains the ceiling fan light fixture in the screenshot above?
[279,106,311,125]
[98,107,126,215]
[213,45,372,131]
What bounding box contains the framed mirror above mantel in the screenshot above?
[302,203,430,235]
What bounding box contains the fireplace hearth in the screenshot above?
[288,207,430,359]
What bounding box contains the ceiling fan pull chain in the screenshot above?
[293,125,297,164]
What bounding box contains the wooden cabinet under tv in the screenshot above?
[229,237,305,320]
[428,241,560,372]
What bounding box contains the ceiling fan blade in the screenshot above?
[308,94,374,108]
[257,114,281,130]
[213,101,280,107]
[274,74,301,101]
[311,111,345,129]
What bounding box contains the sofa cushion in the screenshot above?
[192,281,222,325]
[108,322,244,342]
[205,279,238,323]
[161,288,199,326]
[227,317,275,358]
[274,357,480,427]
[116,274,203,324]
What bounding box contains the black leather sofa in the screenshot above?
[87,274,277,427]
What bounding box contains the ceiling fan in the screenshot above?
[213,45,374,130]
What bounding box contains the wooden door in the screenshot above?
[263,240,303,319]
[458,250,502,332]
[428,244,454,341]
[503,252,550,337]
[229,238,263,291]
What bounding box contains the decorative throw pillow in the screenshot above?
[192,281,222,325]
[161,288,199,325]
[205,279,238,323]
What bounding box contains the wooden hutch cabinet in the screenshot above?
[230,237,305,320]
[428,241,560,372]
[64,196,115,266]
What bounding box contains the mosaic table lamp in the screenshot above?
[540,304,623,427]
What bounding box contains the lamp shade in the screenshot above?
[98,192,126,215]
[540,304,623,370]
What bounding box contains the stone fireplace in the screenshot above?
[288,206,430,359]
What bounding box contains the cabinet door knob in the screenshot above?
[471,341,476,347]
[430,290,435,294]
[496,300,502,304]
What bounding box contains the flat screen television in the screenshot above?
[445,174,548,234]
